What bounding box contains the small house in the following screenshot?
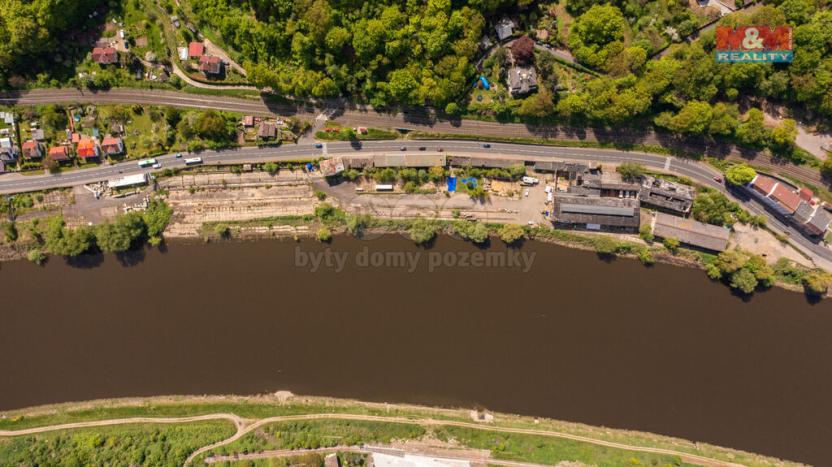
[91,47,118,65]
[101,136,124,156]
[320,157,345,177]
[507,66,538,96]
[76,139,100,159]
[639,175,694,215]
[48,146,70,163]
[188,42,205,59]
[22,140,43,159]
[495,18,515,42]
[257,121,277,140]
[199,55,223,75]
[242,115,255,127]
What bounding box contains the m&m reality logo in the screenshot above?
[715,26,793,63]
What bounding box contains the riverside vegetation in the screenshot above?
[0,395,796,467]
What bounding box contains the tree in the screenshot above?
[730,267,759,294]
[498,224,525,244]
[770,118,798,152]
[142,198,173,244]
[725,164,757,186]
[455,221,489,243]
[262,162,279,175]
[408,220,438,244]
[803,270,831,297]
[639,224,654,243]
[444,102,460,116]
[692,190,745,226]
[387,69,419,103]
[616,162,645,181]
[316,227,332,242]
[654,101,713,135]
[43,217,94,257]
[516,89,554,118]
[511,36,535,65]
[663,236,680,253]
[194,110,232,141]
[736,109,770,147]
[95,212,146,253]
[568,4,626,69]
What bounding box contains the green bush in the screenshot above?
[316,227,333,242]
[638,224,653,243]
[662,236,680,253]
[725,163,757,186]
[454,221,489,243]
[498,224,526,244]
[408,220,437,245]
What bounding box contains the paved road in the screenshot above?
[1,138,828,265]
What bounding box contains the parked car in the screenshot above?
[418,146,426,151]
[314,143,323,149]
[483,143,491,148]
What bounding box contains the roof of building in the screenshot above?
[495,18,515,41]
[806,207,832,235]
[199,55,222,74]
[22,140,38,151]
[31,129,45,140]
[108,173,149,189]
[654,212,730,251]
[320,157,345,177]
[750,174,777,196]
[242,115,255,127]
[101,136,123,153]
[188,42,205,58]
[449,156,518,169]
[554,194,640,228]
[373,154,446,168]
[770,183,802,213]
[76,139,98,158]
[346,157,372,169]
[582,173,641,193]
[48,146,70,161]
[799,187,814,201]
[92,47,118,64]
[507,65,538,96]
[534,160,591,173]
[793,200,815,225]
[257,121,277,138]
[639,175,694,213]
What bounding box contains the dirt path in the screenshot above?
[0,412,744,467]
[170,61,257,91]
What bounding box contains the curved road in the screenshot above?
[0,138,828,264]
[0,412,744,466]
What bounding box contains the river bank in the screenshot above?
[0,394,797,467]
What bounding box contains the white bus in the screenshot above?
[137,158,157,168]
[184,157,203,166]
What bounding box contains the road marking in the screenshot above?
[322,143,328,155]
[664,157,672,171]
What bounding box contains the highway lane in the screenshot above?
[1,138,828,264]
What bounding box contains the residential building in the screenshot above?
[188,41,205,58]
[31,129,45,141]
[22,140,43,159]
[242,116,255,127]
[257,121,277,140]
[653,212,730,252]
[91,47,118,65]
[553,193,640,232]
[639,175,694,215]
[100,136,124,156]
[507,65,538,96]
[76,139,99,159]
[48,146,70,163]
[495,18,515,42]
[199,55,223,75]
[747,173,831,238]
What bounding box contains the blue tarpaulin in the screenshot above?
[305,163,315,171]
[479,76,490,90]
[447,176,457,192]
[461,177,477,188]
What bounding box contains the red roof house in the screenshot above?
[48,146,70,162]
[22,140,42,159]
[188,42,205,58]
[76,139,100,159]
[199,55,223,75]
[799,187,814,202]
[750,174,777,197]
[101,136,124,156]
[770,183,802,213]
[92,47,118,65]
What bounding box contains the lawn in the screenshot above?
[0,421,235,466]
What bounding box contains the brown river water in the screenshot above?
[1,236,831,464]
